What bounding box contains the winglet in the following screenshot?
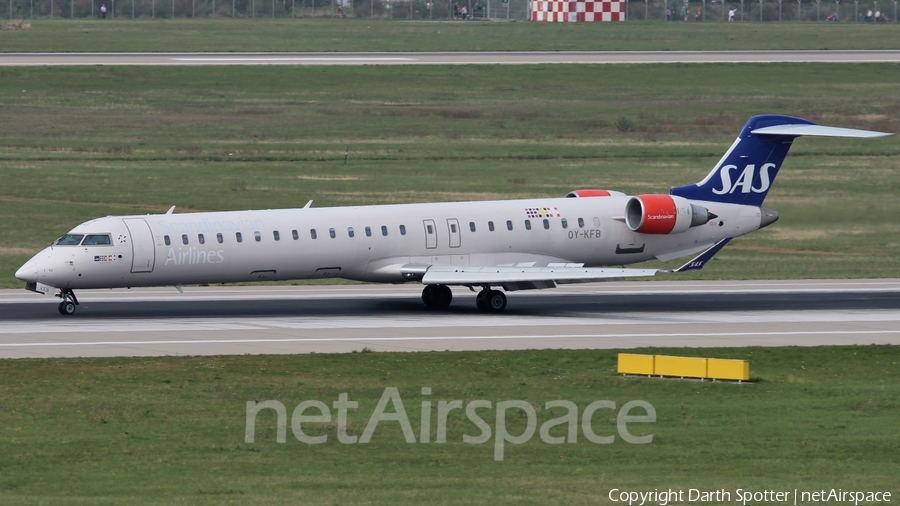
[662,237,732,273]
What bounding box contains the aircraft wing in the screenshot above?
[417,237,733,291]
[422,265,660,291]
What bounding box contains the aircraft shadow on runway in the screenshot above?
[2,291,898,321]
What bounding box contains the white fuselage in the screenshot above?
[22,195,762,291]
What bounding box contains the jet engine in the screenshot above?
[625,194,717,235]
[566,189,626,198]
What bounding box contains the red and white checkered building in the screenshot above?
[531,0,624,21]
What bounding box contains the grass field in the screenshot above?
[0,346,897,504]
[1,19,898,506]
[2,19,900,52]
[1,63,899,287]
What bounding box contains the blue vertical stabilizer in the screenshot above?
[670,115,816,206]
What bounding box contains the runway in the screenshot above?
[0,279,898,359]
[2,50,900,66]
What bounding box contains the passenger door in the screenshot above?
[423,219,437,249]
[447,218,461,248]
[122,218,155,273]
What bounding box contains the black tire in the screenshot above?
[422,285,452,308]
[422,285,436,307]
[433,285,452,308]
[475,290,489,311]
[487,290,507,313]
[59,301,76,315]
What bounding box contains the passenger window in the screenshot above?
[381,225,388,236]
[55,234,85,246]
[198,234,205,245]
[469,222,476,232]
[292,230,299,240]
[236,232,243,243]
[254,231,261,242]
[217,233,224,244]
[578,218,585,229]
[310,229,317,240]
[426,224,434,235]
[488,221,495,232]
[594,217,601,227]
[164,235,171,246]
[400,225,406,235]
[524,220,532,231]
[182,234,189,245]
[274,231,280,241]
[83,234,112,246]
[543,219,550,230]
[506,220,513,231]
[561,218,568,229]
[348,227,355,238]
[329,228,336,239]
[365,226,372,237]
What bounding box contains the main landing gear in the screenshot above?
[475,287,507,313]
[422,284,453,308]
[421,284,508,313]
[56,289,79,315]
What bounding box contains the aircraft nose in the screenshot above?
[15,259,38,284]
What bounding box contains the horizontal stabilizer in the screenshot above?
[750,124,892,138]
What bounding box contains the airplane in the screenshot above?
[14,115,892,315]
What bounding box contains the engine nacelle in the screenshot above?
[566,189,626,198]
[625,194,716,235]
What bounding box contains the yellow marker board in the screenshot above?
[707,358,750,381]
[617,353,655,375]
[618,354,750,381]
[654,355,708,378]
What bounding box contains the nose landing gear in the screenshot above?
[56,289,79,315]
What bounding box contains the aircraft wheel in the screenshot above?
[58,300,76,315]
[487,290,507,313]
[422,285,452,308]
[475,290,489,311]
[422,285,436,307]
[431,285,452,308]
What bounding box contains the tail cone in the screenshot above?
[759,208,779,229]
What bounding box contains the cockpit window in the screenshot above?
[55,234,85,246]
[82,234,112,246]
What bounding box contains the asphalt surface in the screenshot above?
[1,280,898,358]
[2,50,900,66]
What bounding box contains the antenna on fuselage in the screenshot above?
[166,206,176,215]
[304,200,313,209]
